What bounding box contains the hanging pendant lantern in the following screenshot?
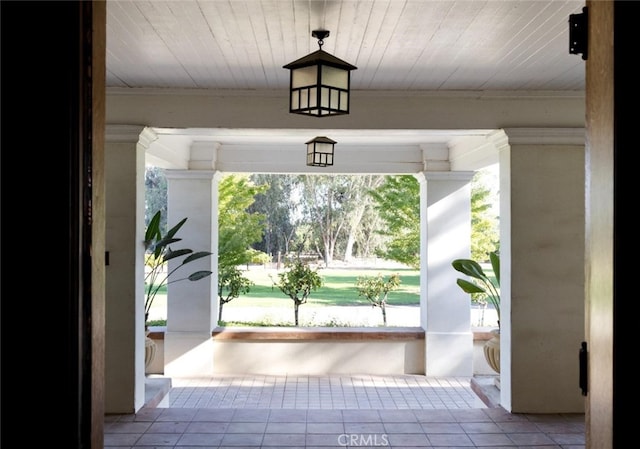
[284,30,357,117]
[306,136,336,167]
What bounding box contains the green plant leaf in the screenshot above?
[144,210,162,247]
[451,258,487,280]
[164,248,193,261]
[188,270,213,281]
[144,211,213,314]
[184,251,214,263]
[452,250,500,327]
[456,278,486,294]
[165,217,188,239]
[490,251,500,285]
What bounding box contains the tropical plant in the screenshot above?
[451,250,500,328]
[144,210,213,324]
[272,260,323,326]
[355,273,401,326]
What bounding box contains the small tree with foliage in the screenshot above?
[272,260,323,326]
[217,266,254,323]
[355,273,401,326]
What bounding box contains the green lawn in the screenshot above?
[146,266,420,320]
[144,264,500,328]
[239,266,420,307]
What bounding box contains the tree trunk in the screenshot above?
[294,302,299,326]
[218,301,223,323]
[381,303,387,326]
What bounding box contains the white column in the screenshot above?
[163,168,220,377]
[418,171,475,377]
[104,124,147,413]
[500,128,585,413]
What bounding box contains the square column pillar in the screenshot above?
[104,125,147,413]
[500,128,585,413]
[164,170,220,377]
[418,171,475,376]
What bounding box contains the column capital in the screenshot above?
[420,143,450,171]
[105,124,147,143]
[189,141,221,170]
[415,171,475,183]
[503,127,585,145]
[164,169,219,180]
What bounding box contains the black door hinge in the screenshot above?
[579,341,588,396]
[569,6,588,60]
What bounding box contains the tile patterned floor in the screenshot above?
[104,375,586,448]
[163,375,484,410]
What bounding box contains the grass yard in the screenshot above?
[145,262,498,328]
[146,265,420,322]
[237,266,420,307]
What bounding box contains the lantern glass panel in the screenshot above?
[330,89,340,109]
[341,92,348,110]
[322,65,348,89]
[290,90,299,110]
[292,66,318,88]
[308,87,317,108]
[316,142,333,153]
[320,88,330,111]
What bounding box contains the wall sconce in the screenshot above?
[284,30,357,117]
[306,136,336,167]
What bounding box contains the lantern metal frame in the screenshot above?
[283,30,357,117]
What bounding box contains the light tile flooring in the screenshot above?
[104,375,586,448]
[164,375,484,409]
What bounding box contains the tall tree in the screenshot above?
[470,168,500,261]
[368,172,498,268]
[299,175,353,264]
[145,166,168,231]
[354,199,388,259]
[216,174,268,323]
[368,175,421,269]
[341,175,386,261]
[248,174,299,258]
[218,174,268,268]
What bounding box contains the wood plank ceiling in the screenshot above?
[106,0,585,92]
[106,1,587,172]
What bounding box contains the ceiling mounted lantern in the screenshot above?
[306,136,336,167]
[283,30,357,117]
